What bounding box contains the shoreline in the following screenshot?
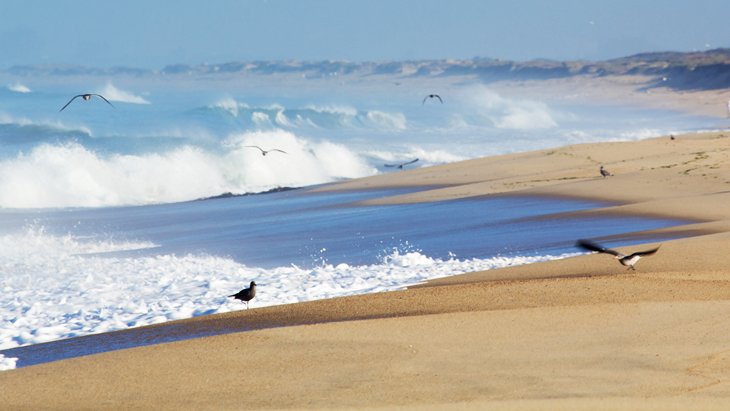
[2,190,693,368]
[3,129,730,409]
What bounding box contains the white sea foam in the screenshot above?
[461,84,558,130]
[0,131,376,208]
[0,112,33,127]
[211,98,407,131]
[0,112,93,136]
[215,97,245,116]
[0,355,17,371]
[99,83,150,105]
[367,147,466,168]
[0,226,577,354]
[359,110,407,130]
[221,129,376,190]
[304,104,358,117]
[617,128,669,140]
[7,83,31,93]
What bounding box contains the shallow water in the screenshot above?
[0,189,692,367]
[0,73,712,369]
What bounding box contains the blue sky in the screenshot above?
[2,0,729,68]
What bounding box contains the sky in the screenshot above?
[1,0,729,69]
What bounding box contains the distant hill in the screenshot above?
[5,49,730,91]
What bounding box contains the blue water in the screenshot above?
[0,71,712,368]
[0,75,715,208]
[0,189,684,367]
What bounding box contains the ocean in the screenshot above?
[0,71,713,368]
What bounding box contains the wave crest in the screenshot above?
[0,131,376,208]
[99,83,150,105]
[7,83,31,93]
[209,99,407,131]
[460,85,558,130]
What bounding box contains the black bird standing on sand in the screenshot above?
[59,94,115,112]
[229,281,257,309]
[576,239,660,271]
[599,165,613,178]
[385,158,419,170]
[422,94,443,104]
[245,145,287,156]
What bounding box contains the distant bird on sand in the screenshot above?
[576,239,660,271]
[599,165,613,178]
[422,94,443,104]
[385,158,419,169]
[670,134,676,141]
[229,281,257,309]
[59,94,115,112]
[245,145,287,156]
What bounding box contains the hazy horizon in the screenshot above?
[2,0,729,69]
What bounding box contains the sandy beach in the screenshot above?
[3,88,730,409]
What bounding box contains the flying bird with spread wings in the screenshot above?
[384,158,419,170]
[576,239,660,270]
[422,94,443,104]
[245,146,288,156]
[59,94,115,112]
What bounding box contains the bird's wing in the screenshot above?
[245,145,264,152]
[92,94,115,108]
[271,149,287,154]
[59,95,83,112]
[575,239,621,256]
[402,158,419,166]
[434,94,443,103]
[384,163,397,167]
[629,246,660,258]
[422,96,428,104]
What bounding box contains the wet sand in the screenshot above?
[2,109,730,408]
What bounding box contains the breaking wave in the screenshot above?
[98,83,150,105]
[7,83,31,93]
[207,98,407,130]
[0,130,376,208]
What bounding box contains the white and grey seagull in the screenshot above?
[385,158,419,169]
[59,93,115,112]
[576,239,660,271]
[245,145,288,156]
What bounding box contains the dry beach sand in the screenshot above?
[3,84,730,410]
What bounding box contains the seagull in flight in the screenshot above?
[245,145,287,156]
[229,281,257,309]
[59,94,115,112]
[384,158,419,169]
[422,94,443,104]
[576,239,660,270]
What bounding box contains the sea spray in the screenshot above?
[0,130,376,208]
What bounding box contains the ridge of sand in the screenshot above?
[3,131,730,410]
